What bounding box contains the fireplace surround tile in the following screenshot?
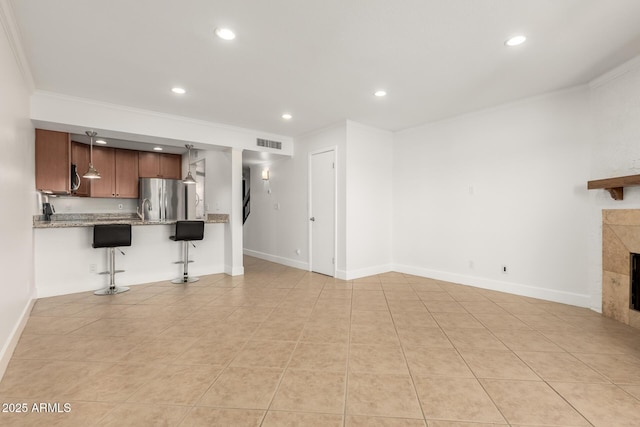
[602,225,630,275]
[602,271,630,324]
[603,209,640,226]
[602,209,640,330]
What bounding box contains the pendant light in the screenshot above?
[83,130,101,179]
[182,144,196,185]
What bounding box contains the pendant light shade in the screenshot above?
[183,144,196,185]
[83,130,101,179]
[182,170,196,185]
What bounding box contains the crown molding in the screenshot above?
[0,0,35,92]
[589,54,640,89]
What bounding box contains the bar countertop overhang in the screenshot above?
[33,213,229,228]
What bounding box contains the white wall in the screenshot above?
[31,91,294,156]
[393,87,594,307]
[243,122,347,271]
[587,57,640,310]
[244,120,395,280]
[0,4,36,376]
[344,121,393,278]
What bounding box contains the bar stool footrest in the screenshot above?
[98,270,125,275]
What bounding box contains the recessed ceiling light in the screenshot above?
[215,28,236,41]
[171,87,186,94]
[282,113,292,120]
[95,139,107,145]
[505,35,527,47]
[374,90,387,97]
[153,147,163,151]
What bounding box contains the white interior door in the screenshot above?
[310,149,336,276]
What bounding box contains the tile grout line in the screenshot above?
[385,274,429,425]
[434,280,511,425]
[259,272,328,426]
[341,279,354,427]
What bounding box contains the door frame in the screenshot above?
[308,146,338,276]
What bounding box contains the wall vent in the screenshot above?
[257,138,282,150]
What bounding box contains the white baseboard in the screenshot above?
[243,249,309,271]
[224,264,245,276]
[393,264,591,307]
[236,253,591,308]
[336,264,393,281]
[0,295,36,381]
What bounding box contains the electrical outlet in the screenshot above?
[89,264,97,273]
[469,260,474,269]
[295,249,301,255]
[502,265,508,274]
[118,203,123,210]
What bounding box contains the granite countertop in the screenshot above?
[33,213,229,228]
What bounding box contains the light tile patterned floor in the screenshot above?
[1,256,640,426]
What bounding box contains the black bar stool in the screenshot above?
[170,220,205,284]
[93,224,131,295]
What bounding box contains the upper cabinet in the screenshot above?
[160,154,182,179]
[35,129,71,194]
[115,149,139,198]
[90,147,139,198]
[35,128,174,199]
[89,146,115,197]
[71,142,90,197]
[139,152,182,179]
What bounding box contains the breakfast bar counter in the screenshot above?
[33,213,229,228]
[33,213,230,297]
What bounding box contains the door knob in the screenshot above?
[310,217,315,221]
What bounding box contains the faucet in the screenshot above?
[138,198,152,221]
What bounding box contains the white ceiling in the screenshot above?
[11,0,640,137]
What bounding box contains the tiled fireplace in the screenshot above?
[602,209,640,329]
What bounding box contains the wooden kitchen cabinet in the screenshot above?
[90,147,139,198]
[71,142,90,197]
[160,154,182,179]
[90,146,115,197]
[35,129,71,194]
[139,152,182,179]
[114,149,139,198]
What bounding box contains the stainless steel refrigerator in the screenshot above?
[139,178,186,221]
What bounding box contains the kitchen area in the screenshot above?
[32,128,231,297]
[21,90,292,300]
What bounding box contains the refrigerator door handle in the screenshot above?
[158,186,163,220]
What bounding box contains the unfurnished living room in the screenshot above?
[2,1,640,426]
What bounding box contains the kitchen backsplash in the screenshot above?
[37,194,138,214]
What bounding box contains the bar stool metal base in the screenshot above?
[94,247,130,296]
[94,286,130,295]
[172,240,199,284]
[171,276,199,284]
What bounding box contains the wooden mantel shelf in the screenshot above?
[587,174,640,200]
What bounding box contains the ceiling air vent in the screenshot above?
[257,138,282,150]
